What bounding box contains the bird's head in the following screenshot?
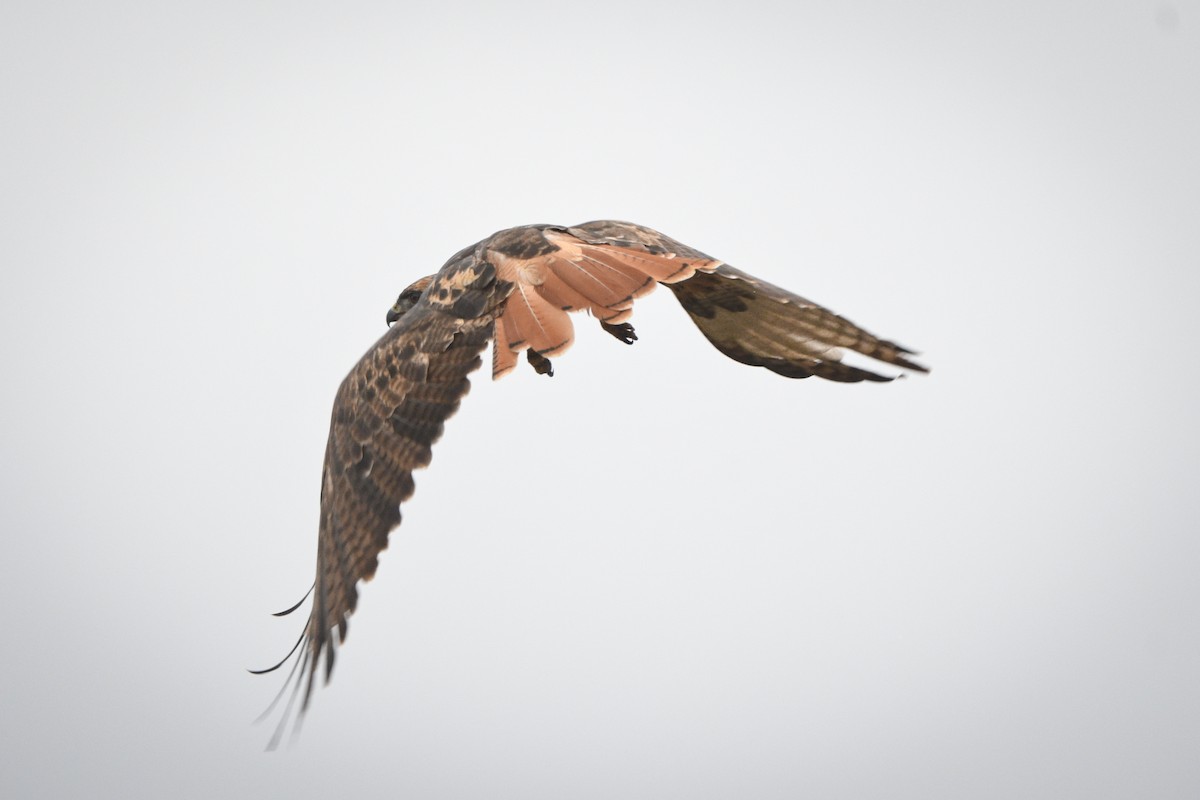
[386,275,436,326]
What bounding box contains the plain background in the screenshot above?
[2,1,1198,798]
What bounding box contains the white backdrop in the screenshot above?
[2,2,1198,798]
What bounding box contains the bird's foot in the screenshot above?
[601,321,637,345]
[527,349,554,377]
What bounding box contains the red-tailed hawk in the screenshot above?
[254,220,928,745]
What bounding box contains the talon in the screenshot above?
[602,321,637,345]
[527,349,554,377]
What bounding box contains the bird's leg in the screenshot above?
[601,321,638,345]
[526,349,554,377]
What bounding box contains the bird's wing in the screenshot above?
[255,249,508,747]
[667,264,929,381]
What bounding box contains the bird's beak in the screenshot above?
[386,307,401,327]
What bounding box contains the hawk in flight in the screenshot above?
[255,220,928,745]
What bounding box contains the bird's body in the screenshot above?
[256,220,927,745]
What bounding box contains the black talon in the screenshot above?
[602,321,638,345]
[527,350,554,377]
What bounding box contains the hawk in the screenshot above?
[254,220,928,745]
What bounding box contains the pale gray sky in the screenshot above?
[2,1,1198,798]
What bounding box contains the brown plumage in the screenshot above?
[254,220,929,746]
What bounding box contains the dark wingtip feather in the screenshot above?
[323,638,337,684]
[272,583,315,617]
[895,355,930,374]
[874,339,930,373]
[248,627,307,675]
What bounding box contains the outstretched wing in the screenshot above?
[255,249,507,747]
[667,265,928,381]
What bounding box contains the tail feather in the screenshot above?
[503,281,575,356]
[543,252,654,312]
[571,243,697,285]
[491,316,519,379]
[535,264,595,312]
